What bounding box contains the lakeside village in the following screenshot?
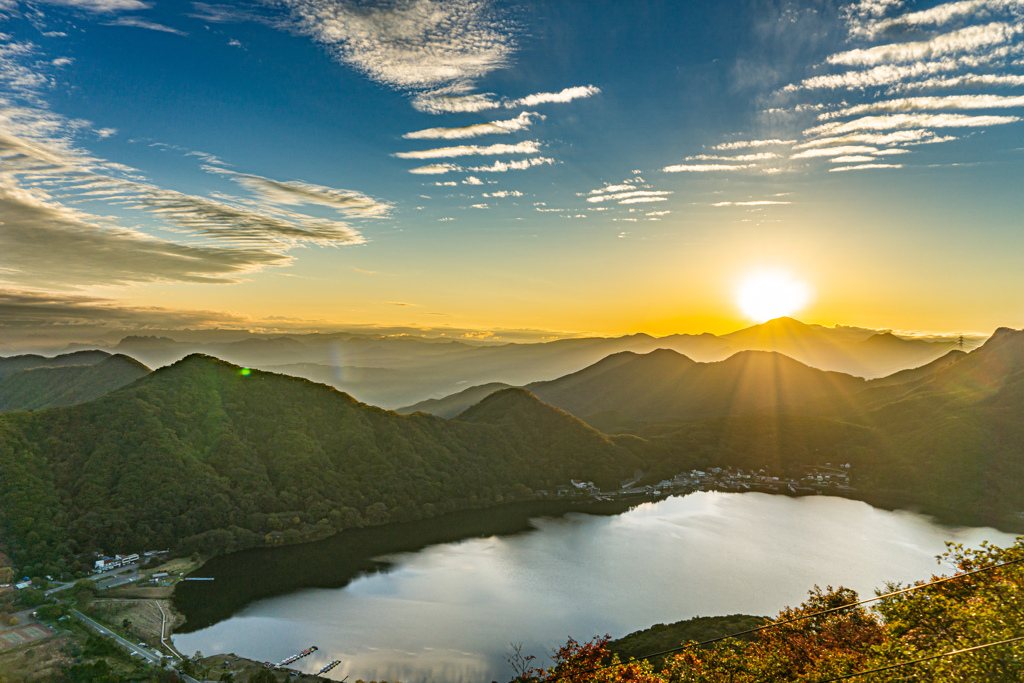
[546,464,855,501]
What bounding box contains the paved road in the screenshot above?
[71,609,162,666]
[71,609,201,683]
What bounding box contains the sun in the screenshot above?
[736,270,813,323]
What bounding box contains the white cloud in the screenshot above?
[410,92,500,114]
[467,156,554,172]
[589,184,633,194]
[712,200,792,206]
[824,94,1024,118]
[889,73,1024,91]
[470,203,488,209]
[830,155,878,162]
[662,163,755,172]
[462,175,483,185]
[103,16,187,34]
[831,22,1023,67]
[646,210,670,216]
[685,152,779,161]
[859,0,1024,39]
[829,163,904,171]
[795,129,955,148]
[805,112,1020,136]
[409,163,461,174]
[274,0,515,92]
[483,190,523,197]
[790,53,1016,91]
[38,0,150,11]
[791,145,882,158]
[204,167,391,216]
[403,111,542,139]
[505,85,601,108]
[712,139,796,149]
[395,140,541,159]
[618,196,668,204]
[586,190,672,203]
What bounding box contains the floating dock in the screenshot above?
[317,660,342,675]
[277,646,318,667]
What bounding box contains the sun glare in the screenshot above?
[736,270,813,323]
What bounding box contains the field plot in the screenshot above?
[0,623,53,652]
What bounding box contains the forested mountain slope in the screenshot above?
[0,354,149,412]
[404,349,868,422]
[0,350,113,378]
[0,355,637,578]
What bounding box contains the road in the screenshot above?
[71,609,162,666]
[71,609,201,683]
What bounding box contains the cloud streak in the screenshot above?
[403,111,542,140]
[395,140,541,159]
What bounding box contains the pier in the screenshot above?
[317,660,342,675]
[277,646,318,667]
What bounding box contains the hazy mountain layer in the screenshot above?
[0,354,149,413]
[46,318,958,407]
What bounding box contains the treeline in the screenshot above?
[0,356,639,578]
[513,540,1024,682]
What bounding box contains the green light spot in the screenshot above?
[240,368,251,376]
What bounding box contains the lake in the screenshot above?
[172,493,1019,683]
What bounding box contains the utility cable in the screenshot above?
[811,633,1024,683]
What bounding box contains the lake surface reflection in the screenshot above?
[173,493,1018,683]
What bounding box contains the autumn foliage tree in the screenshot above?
[516,539,1024,683]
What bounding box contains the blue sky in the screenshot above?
[1,0,1024,348]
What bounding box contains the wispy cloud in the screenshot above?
[712,200,793,206]
[467,156,555,172]
[685,152,780,161]
[272,0,515,93]
[395,140,541,159]
[663,163,755,172]
[204,167,391,216]
[0,37,377,289]
[678,0,1024,177]
[586,190,672,203]
[102,16,187,34]
[409,163,460,174]
[805,113,1020,137]
[38,0,150,11]
[823,94,1024,118]
[829,163,904,172]
[712,139,796,150]
[829,22,1022,67]
[504,85,600,108]
[403,111,543,140]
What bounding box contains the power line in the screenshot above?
[811,633,1024,683]
[537,554,1024,683]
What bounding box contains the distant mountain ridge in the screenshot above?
[43,317,963,408]
[1,329,1022,579]
[0,351,150,412]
